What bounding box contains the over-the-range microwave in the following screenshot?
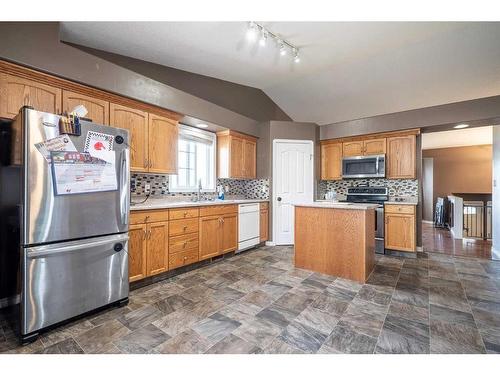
[342,154,386,178]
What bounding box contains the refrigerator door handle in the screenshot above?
[120,148,130,226]
[26,233,129,258]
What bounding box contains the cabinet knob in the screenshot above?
[183,212,188,217]
[183,226,188,231]
[183,256,188,261]
[183,241,187,247]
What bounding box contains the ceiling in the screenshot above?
[422,126,493,150]
[60,22,500,125]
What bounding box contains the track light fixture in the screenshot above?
[246,22,300,63]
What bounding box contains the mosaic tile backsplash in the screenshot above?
[131,173,270,200]
[317,178,419,200]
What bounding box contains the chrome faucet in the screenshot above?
[197,179,202,201]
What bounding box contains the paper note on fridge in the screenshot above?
[50,151,117,195]
[35,134,77,162]
[84,131,114,152]
[88,149,116,164]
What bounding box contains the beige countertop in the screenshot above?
[384,197,418,206]
[130,198,269,211]
[294,201,379,210]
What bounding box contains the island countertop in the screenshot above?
[294,201,378,210]
[294,204,375,283]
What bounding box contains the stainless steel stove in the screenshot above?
[345,186,388,254]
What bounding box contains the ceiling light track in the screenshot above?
[247,21,300,63]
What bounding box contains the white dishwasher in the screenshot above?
[237,203,260,252]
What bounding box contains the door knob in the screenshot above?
[277,197,282,201]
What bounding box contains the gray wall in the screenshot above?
[422,158,434,222]
[493,126,500,259]
[320,95,500,140]
[260,121,320,242]
[65,43,292,123]
[0,22,265,137]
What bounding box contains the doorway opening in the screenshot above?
[421,125,496,259]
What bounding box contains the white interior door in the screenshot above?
[273,140,314,245]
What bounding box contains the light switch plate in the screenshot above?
[144,183,151,194]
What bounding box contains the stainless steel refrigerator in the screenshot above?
[1,107,130,343]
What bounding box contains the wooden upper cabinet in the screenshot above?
[386,135,416,179]
[342,141,364,157]
[0,73,61,119]
[230,137,244,178]
[128,223,148,282]
[243,139,256,178]
[199,215,221,260]
[146,221,169,276]
[342,138,386,157]
[217,130,258,179]
[62,90,109,125]
[321,142,343,180]
[363,138,386,155]
[221,213,238,254]
[110,103,148,172]
[148,114,178,174]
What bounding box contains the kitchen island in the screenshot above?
[294,202,378,283]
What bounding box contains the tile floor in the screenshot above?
[1,245,500,354]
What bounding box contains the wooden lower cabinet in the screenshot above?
[199,205,238,260]
[260,207,269,242]
[146,221,169,276]
[221,213,238,253]
[128,224,148,282]
[199,215,222,260]
[385,205,416,252]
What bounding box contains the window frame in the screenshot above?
[169,124,217,193]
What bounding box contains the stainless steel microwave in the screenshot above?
[342,154,386,178]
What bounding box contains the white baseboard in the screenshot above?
[265,241,275,246]
[417,246,423,252]
[0,294,20,309]
[422,220,433,224]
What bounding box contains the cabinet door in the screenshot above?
[385,213,416,252]
[386,135,416,179]
[221,213,238,254]
[363,138,386,155]
[199,215,221,260]
[62,90,109,125]
[230,136,245,178]
[146,221,169,276]
[0,73,62,119]
[243,139,256,178]
[321,143,342,180]
[260,209,269,242]
[129,223,148,282]
[342,141,364,157]
[148,114,178,174]
[110,103,148,172]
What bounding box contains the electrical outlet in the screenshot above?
[262,185,267,193]
[225,185,229,193]
[144,183,151,194]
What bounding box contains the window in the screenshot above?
[169,125,216,192]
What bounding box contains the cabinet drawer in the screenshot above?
[169,218,199,236]
[385,204,415,215]
[199,204,238,217]
[169,232,199,254]
[130,210,169,224]
[169,207,199,220]
[260,202,269,211]
[169,248,199,270]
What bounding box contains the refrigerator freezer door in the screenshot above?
[21,233,129,335]
[21,109,130,245]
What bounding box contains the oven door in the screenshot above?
[342,155,385,178]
